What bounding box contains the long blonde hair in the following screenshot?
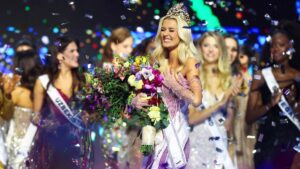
[197,31,231,91]
[153,15,200,73]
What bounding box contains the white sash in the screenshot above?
[39,74,86,130]
[151,112,188,169]
[18,124,37,155]
[0,130,7,165]
[205,115,236,169]
[262,67,300,131]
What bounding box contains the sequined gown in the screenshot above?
[234,71,256,169]
[6,106,32,169]
[187,90,230,169]
[234,95,256,169]
[146,74,190,169]
[28,89,89,169]
[253,81,300,169]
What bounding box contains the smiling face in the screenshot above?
[58,41,80,68]
[160,18,180,51]
[200,36,220,64]
[271,32,290,63]
[225,37,238,64]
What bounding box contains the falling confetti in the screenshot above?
[271,20,279,26]
[69,1,76,11]
[51,12,60,16]
[242,20,249,26]
[264,13,271,21]
[120,15,126,20]
[60,22,70,26]
[84,14,93,19]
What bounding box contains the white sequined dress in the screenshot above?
[6,106,32,169]
[187,90,229,169]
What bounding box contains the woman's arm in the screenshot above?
[188,99,227,125]
[32,79,45,125]
[245,72,281,124]
[188,89,232,125]
[185,58,203,107]
[163,58,202,107]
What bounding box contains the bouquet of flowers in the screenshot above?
[71,64,131,128]
[124,57,170,155]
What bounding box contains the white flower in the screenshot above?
[141,68,155,81]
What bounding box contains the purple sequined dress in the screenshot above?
[28,89,89,169]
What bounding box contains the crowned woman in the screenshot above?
[133,3,203,168]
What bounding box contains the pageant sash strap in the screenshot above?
[14,124,36,168]
[163,113,187,168]
[150,112,188,169]
[205,116,236,169]
[39,75,85,130]
[18,123,37,156]
[0,130,7,165]
[262,67,300,131]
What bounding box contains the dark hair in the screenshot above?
[239,44,258,68]
[15,38,36,52]
[240,45,256,59]
[13,39,42,97]
[102,27,132,63]
[132,36,155,56]
[45,36,82,94]
[223,34,241,75]
[261,20,300,69]
[13,51,42,93]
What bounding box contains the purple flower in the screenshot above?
[127,106,133,113]
[130,65,136,73]
[144,84,155,90]
[135,72,142,81]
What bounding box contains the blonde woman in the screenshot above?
[187,32,242,169]
[133,3,202,169]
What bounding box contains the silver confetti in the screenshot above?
[242,20,249,26]
[60,22,70,26]
[68,1,76,10]
[120,15,126,20]
[266,35,272,42]
[271,20,279,26]
[247,135,256,139]
[205,1,215,6]
[264,13,271,21]
[258,133,264,142]
[51,12,60,16]
[84,14,93,19]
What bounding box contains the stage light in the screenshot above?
[41,35,50,45]
[52,27,60,34]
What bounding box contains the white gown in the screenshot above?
[6,106,32,169]
[187,90,232,169]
